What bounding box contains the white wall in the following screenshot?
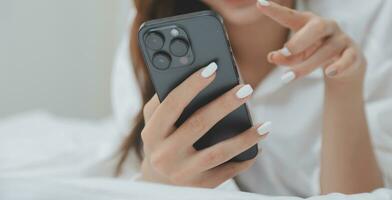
[0,0,131,119]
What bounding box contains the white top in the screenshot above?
[112,0,392,196]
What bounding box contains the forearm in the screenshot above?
[320,77,384,194]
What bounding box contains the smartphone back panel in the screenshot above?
[139,11,258,161]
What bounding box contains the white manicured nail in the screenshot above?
[201,62,218,78]
[258,0,271,6]
[281,71,296,83]
[257,121,272,136]
[236,84,253,99]
[279,47,292,57]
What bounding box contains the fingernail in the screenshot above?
[281,71,296,83]
[279,47,292,57]
[236,84,254,99]
[258,0,271,6]
[257,121,272,136]
[325,67,338,77]
[201,62,218,78]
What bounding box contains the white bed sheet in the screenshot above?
[1,178,391,200]
[0,111,137,179]
[0,111,391,200]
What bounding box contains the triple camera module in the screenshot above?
[144,26,194,70]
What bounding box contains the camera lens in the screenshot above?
[152,52,171,70]
[170,38,189,57]
[145,32,164,50]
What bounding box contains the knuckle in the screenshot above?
[293,69,305,77]
[302,67,313,75]
[182,74,206,94]
[193,177,208,187]
[236,138,249,149]
[143,103,152,118]
[333,64,342,71]
[168,170,188,185]
[222,165,241,180]
[193,173,218,188]
[336,33,350,45]
[329,36,344,50]
[162,96,183,114]
[140,129,148,142]
[341,35,352,45]
[329,20,339,31]
[169,175,184,185]
[143,95,159,118]
[317,23,328,35]
[298,51,308,61]
[297,66,313,77]
[241,162,254,172]
[287,9,296,16]
[348,52,357,64]
[233,132,253,148]
[150,150,170,174]
[221,95,237,109]
[240,133,256,147]
[330,42,342,51]
[302,11,315,18]
[187,114,207,133]
[312,18,328,34]
[203,149,225,165]
[226,165,238,177]
[140,129,151,146]
[189,76,206,91]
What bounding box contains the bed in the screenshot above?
[0,111,391,200]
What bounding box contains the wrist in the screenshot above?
[324,64,366,97]
[323,76,365,114]
[325,78,363,96]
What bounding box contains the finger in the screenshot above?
[281,35,348,82]
[325,47,359,78]
[169,84,254,147]
[256,0,310,31]
[184,123,271,174]
[268,40,323,66]
[271,18,337,58]
[143,94,160,122]
[144,62,218,142]
[195,158,256,188]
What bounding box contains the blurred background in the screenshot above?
[0,0,132,119]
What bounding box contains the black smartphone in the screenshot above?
[138,11,258,161]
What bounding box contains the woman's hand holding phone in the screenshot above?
[139,62,270,188]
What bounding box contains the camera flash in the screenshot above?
[170,28,179,37]
[180,57,189,65]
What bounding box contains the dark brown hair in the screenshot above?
[116,0,209,175]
